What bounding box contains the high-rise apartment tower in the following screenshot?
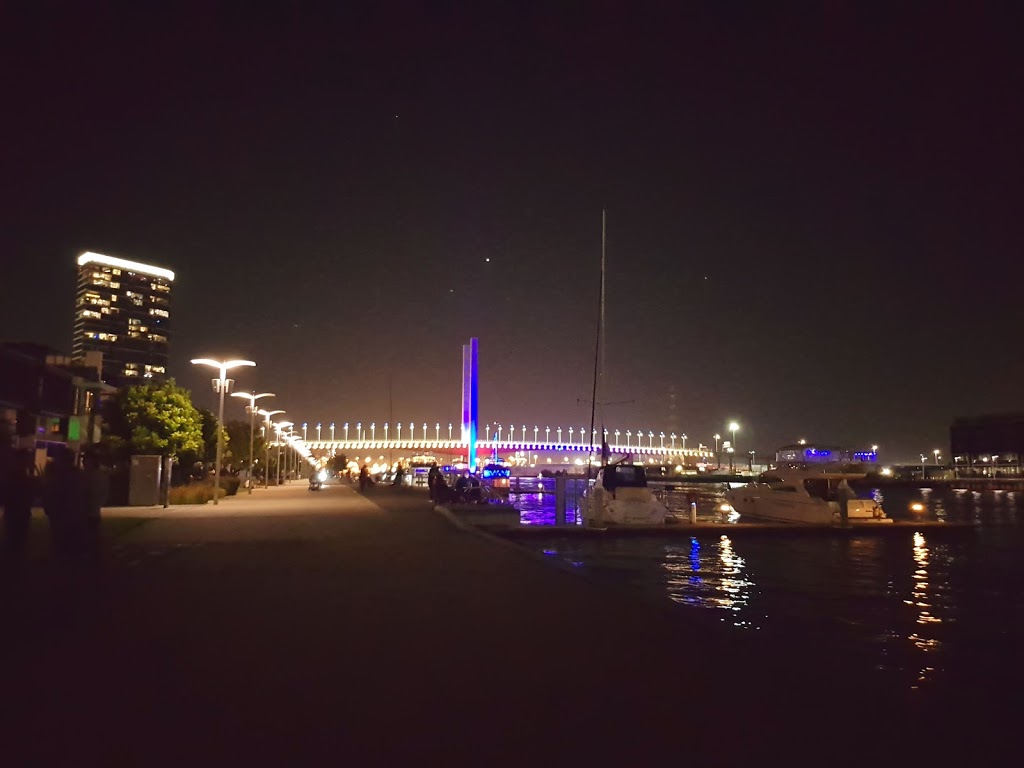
[73,251,174,386]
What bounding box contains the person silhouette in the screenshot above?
[3,450,37,556]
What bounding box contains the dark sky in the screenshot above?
[3,1,1022,462]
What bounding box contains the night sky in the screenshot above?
[3,2,1022,462]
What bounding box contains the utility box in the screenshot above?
[129,454,162,506]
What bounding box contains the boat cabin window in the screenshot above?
[802,479,849,500]
[602,465,647,491]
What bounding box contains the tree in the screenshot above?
[224,419,264,470]
[104,380,203,458]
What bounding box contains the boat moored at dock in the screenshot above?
[725,465,892,525]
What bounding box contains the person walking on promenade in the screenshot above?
[392,463,405,487]
[427,463,441,501]
[3,450,37,556]
[43,447,86,559]
[358,464,371,493]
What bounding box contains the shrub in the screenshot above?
[168,484,228,505]
[222,477,241,496]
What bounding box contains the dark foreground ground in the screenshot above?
[0,482,1016,766]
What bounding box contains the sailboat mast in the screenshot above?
[588,209,606,470]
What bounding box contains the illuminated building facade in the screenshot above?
[73,252,174,386]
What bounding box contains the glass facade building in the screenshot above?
[73,252,174,386]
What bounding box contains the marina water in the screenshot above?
[509,478,1024,692]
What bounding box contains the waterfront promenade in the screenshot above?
[0,483,1012,765]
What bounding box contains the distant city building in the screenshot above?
[73,251,174,386]
[950,413,1024,476]
[775,444,877,465]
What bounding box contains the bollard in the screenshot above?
[690,501,697,524]
[555,474,567,526]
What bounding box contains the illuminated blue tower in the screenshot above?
[461,338,479,471]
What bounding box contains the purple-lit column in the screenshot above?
[461,338,478,471]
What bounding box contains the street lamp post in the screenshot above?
[648,431,654,449]
[191,358,256,505]
[448,423,453,441]
[316,423,322,441]
[302,423,308,441]
[729,422,740,455]
[626,430,631,447]
[330,422,335,441]
[357,422,362,441]
[545,426,550,443]
[568,427,573,445]
[343,422,348,441]
[681,433,687,452]
[423,423,427,440]
[557,427,562,443]
[257,409,285,488]
[534,426,539,442]
[275,421,293,485]
[230,391,274,494]
[615,429,620,447]
[436,423,440,441]
[397,423,402,442]
[714,433,721,468]
[659,432,665,449]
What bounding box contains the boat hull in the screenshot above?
[725,489,892,524]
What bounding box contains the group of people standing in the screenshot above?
[2,446,107,560]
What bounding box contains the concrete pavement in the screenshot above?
[0,480,1009,765]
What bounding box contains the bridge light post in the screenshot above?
[682,433,687,451]
[580,427,585,448]
[626,430,631,447]
[343,423,348,441]
[522,425,527,442]
[497,424,502,442]
[384,423,389,441]
[357,422,362,441]
[670,433,676,450]
[302,423,308,441]
[371,423,376,441]
[316,423,322,441]
[534,426,539,442]
[614,429,620,447]
[557,427,562,443]
[649,431,654,449]
[545,426,550,443]
[436,423,440,441]
[486,424,491,441]
[568,427,573,445]
[397,423,402,441]
[230,391,274,494]
[448,423,453,441]
[660,432,665,449]
[592,428,597,446]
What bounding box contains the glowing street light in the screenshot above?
[534,426,539,442]
[626,430,631,447]
[615,429,620,446]
[448,423,453,441]
[568,427,574,444]
[557,427,562,443]
[436,423,440,440]
[257,409,285,488]
[302,422,308,441]
[648,431,654,449]
[230,390,274,494]
[659,432,665,449]
[275,421,293,485]
[933,449,941,467]
[545,426,550,443]
[191,358,256,504]
[330,422,335,441]
[681,433,687,452]
[729,422,740,453]
[422,423,427,440]
[371,423,376,441]
[397,423,402,441]
[384,422,389,441]
[316,423,322,441]
[523,425,528,442]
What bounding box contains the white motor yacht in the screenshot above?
[580,462,669,527]
[724,465,892,524]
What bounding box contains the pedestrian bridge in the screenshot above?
[301,438,712,460]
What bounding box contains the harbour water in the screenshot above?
[508,477,1024,692]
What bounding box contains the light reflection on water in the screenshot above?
[522,485,1024,692]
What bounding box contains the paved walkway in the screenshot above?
[0,482,1010,765]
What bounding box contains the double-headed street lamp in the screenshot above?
[729,422,740,454]
[230,391,274,494]
[191,358,256,504]
[258,409,285,488]
[275,421,294,484]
